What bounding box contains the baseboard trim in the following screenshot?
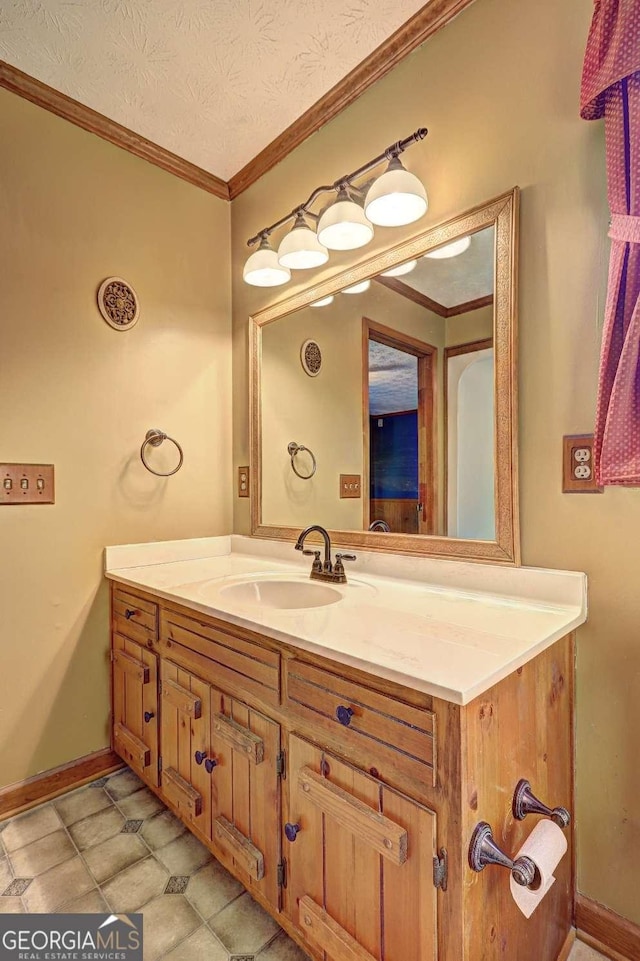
[557,928,576,961]
[576,893,640,961]
[0,748,123,820]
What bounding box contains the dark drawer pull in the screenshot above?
[144,711,155,723]
[195,751,218,775]
[285,822,301,842]
[336,705,354,727]
[124,608,137,619]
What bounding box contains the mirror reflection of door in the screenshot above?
[363,320,436,535]
[444,339,495,538]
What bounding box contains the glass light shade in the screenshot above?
[425,236,471,259]
[277,214,329,270]
[317,189,374,251]
[243,237,291,287]
[364,157,427,227]
[380,259,418,278]
[311,295,334,307]
[342,280,371,294]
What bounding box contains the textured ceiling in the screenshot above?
[0,0,427,180]
[404,225,495,307]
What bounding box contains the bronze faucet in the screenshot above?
[295,525,356,584]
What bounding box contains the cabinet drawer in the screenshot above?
[113,587,158,646]
[285,659,436,792]
[160,609,280,706]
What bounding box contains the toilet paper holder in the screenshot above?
[512,779,570,828]
[468,821,537,887]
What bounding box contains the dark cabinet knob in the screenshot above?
[144,711,155,723]
[124,608,136,619]
[285,822,301,842]
[336,705,354,726]
[204,758,218,775]
[194,751,208,765]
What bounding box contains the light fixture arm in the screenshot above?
[246,127,427,247]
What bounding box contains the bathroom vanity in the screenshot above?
[106,536,586,961]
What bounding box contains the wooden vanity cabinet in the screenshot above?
[286,734,437,961]
[109,582,574,961]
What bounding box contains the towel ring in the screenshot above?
[288,441,317,480]
[140,429,184,477]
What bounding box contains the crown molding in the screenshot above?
[0,61,230,201]
[227,0,477,199]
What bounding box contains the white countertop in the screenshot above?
[105,536,587,706]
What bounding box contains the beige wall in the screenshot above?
[231,0,640,923]
[0,90,232,788]
[445,304,494,346]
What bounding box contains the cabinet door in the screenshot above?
[210,689,281,913]
[160,661,212,842]
[287,735,437,961]
[112,633,159,787]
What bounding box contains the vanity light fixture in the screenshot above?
[342,280,371,294]
[277,212,329,270]
[243,127,428,287]
[364,156,428,227]
[425,236,471,259]
[243,235,291,287]
[311,295,334,307]
[380,259,418,278]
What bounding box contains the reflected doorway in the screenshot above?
[363,319,436,535]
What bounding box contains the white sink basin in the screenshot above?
[218,578,343,610]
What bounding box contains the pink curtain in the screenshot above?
[581,0,640,484]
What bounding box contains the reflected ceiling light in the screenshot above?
[244,127,428,287]
[425,236,471,259]
[243,235,291,287]
[380,259,418,278]
[277,212,329,270]
[317,189,373,251]
[311,295,334,307]
[365,157,428,227]
[342,280,371,294]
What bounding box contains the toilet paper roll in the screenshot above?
[509,819,568,919]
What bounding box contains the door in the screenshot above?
[160,661,212,842]
[210,690,282,912]
[286,735,438,961]
[363,319,436,535]
[112,633,159,787]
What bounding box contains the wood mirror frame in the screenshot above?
[249,188,520,564]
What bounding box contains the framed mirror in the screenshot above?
[249,188,519,564]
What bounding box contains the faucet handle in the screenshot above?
[303,549,323,572]
[334,552,356,575]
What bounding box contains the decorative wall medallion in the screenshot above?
[97,277,140,330]
[301,339,322,377]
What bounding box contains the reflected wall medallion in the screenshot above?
[301,339,322,377]
[97,277,140,330]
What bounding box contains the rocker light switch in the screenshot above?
[1,464,55,504]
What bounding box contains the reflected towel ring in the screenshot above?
[288,441,317,480]
[140,429,184,477]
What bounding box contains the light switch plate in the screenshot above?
[562,435,603,493]
[340,474,361,499]
[238,465,250,498]
[1,464,55,504]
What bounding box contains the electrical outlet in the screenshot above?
[237,466,250,497]
[562,435,603,493]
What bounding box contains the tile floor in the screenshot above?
[0,768,307,961]
[0,767,610,961]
